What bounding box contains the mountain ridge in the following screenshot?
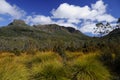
[0,19,119,54]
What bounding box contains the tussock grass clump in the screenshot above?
[30,60,68,80]
[0,55,29,80]
[26,52,68,80]
[0,52,112,80]
[68,54,111,80]
[65,51,83,60]
[16,51,62,68]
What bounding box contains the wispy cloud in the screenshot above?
[0,0,26,19]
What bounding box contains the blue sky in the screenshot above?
[0,0,119,36]
[7,0,120,18]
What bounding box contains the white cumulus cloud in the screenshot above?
[80,21,96,33]
[26,15,53,25]
[52,3,91,19]
[55,19,78,29]
[91,0,106,15]
[25,15,78,29]
[51,0,116,34]
[52,0,116,22]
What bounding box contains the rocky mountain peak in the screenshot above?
[8,19,27,26]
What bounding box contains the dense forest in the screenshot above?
[0,19,120,80]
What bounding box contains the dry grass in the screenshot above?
[0,51,111,80]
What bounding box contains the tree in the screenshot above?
[94,22,112,37]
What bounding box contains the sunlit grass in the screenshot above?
[0,51,112,80]
[15,51,62,68]
[0,54,29,80]
[65,51,83,61]
[30,60,68,80]
[68,53,111,80]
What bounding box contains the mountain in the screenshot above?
[34,24,80,33]
[1,20,88,38]
[0,20,90,53]
[0,19,119,54]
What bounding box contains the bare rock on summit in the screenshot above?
[8,19,27,26]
